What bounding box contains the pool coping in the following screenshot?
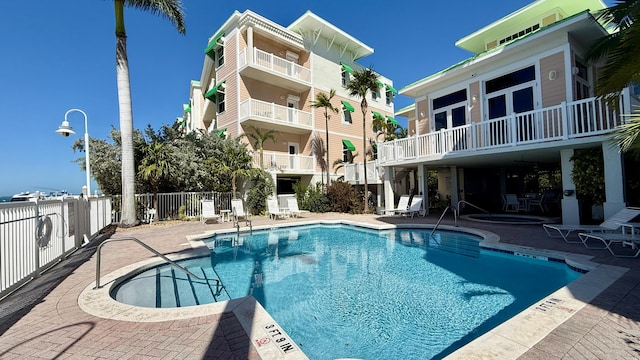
[77,220,628,360]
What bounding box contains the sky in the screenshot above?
[0,0,608,196]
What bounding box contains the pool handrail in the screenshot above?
[94,236,220,290]
[430,205,458,242]
[455,200,491,226]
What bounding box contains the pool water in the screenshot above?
[113,224,581,359]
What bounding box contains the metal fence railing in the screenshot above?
[0,196,112,298]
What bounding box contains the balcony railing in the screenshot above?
[239,98,312,128]
[344,162,381,184]
[239,48,311,84]
[253,151,315,172]
[378,95,626,165]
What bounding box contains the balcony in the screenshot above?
[344,162,382,185]
[253,151,316,174]
[239,48,311,92]
[239,98,313,134]
[378,95,628,166]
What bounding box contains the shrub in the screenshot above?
[326,181,363,214]
[246,169,275,215]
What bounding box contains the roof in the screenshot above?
[287,11,374,60]
[456,0,607,54]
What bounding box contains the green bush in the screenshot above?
[326,181,363,214]
[246,169,275,215]
[294,181,331,213]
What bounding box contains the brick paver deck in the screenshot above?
[1,213,639,359]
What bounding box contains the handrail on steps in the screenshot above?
[429,205,458,242]
[95,236,217,290]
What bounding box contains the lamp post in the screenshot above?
[56,109,91,196]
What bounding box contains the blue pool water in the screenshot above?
[112,224,582,359]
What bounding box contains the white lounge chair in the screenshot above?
[578,231,640,257]
[392,195,411,215]
[231,199,251,226]
[543,207,640,243]
[267,198,289,220]
[287,198,309,218]
[397,195,424,218]
[201,200,220,224]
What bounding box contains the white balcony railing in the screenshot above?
[239,48,311,84]
[253,151,316,172]
[240,98,312,128]
[344,162,380,184]
[378,95,626,165]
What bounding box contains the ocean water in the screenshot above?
[0,196,11,202]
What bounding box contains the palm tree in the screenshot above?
[241,125,279,169]
[113,0,185,226]
[138,141,176,213]
[311,89,339,185]
[207,140,254,199]
[344,67,380,212]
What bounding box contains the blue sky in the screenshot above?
[1,0,604,196]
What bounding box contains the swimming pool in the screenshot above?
[112,224,582,359]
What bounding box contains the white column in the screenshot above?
[418,164,429,215]
[602,143,626,218]
[270,170,277,197]
[560,148,580,224]
[450,166,459,207]
[384,166,395,215]
[247,25,254,64]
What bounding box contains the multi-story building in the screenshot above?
[380,0,637,224]
[185,10,396,197]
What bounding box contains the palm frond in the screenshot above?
[125,0,186,34]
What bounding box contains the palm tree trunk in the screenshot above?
[362,102,369,213]
[325,109,330,186]
[115,1,136,225]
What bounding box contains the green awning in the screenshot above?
[183,104,191,113]
[385,83,398,95]
[176,117,185,128]
[204,81,225,101]
[204,31,225,59]
[216,127,227,139]
[341,100,355,112]
[372,111,383,119]
[376,80,384,88]
[340,62,353,74]
[342,139,356,151]
[386,115,399,126]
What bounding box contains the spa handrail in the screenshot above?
[429,205,458,242]
[95,236,206,289]
[455,200,490,226]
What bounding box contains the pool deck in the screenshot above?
[1,212,640,359]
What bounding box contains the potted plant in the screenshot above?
[571,148,605,221]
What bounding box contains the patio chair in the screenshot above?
[392,195,411,215]
[267,198,289,220]
[201,200,220,224]
[543,207,640,243]
[504,194,521,212]
[287,197,309,218]
[231,198,251,226]
[527,193,546,212]
[577,232,640,258]
[397,195,424,218]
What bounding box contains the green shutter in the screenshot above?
[204,31,225,59]
[386,115,399,126]
[341,100,355,112]
[204,81,225,101]
[385,83,398,95]
[342,139,356,151]
[216,127,227,139]
[372,111,383,119]
[376,80,384,88]
[340,62,354,74]
[183,104,191,113]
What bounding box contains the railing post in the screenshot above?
[471,123,477,149]
[271,102,275,120]
[414,133,419,159]
[561,101,569,139]
[439,128,445,154]
[510,113,518,146]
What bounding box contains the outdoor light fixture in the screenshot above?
[56,108,91,196]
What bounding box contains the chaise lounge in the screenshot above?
[543,207,640,243]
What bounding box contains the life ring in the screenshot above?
[36,216,53,248]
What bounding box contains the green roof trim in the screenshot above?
[204,81,225,101]
[342,139,356,151]
[384,83,398,95]
[340,62,353,74]
[204,31,225,59]
[386,115,399,126]
[183,104,191,113]
[372,111,383,119]
[341,100,355,112]
[216,127,227,139]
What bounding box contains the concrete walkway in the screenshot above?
[0,213,639,359]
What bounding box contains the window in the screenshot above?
[342,143,354,162]
[372,88,380,101]
[433,89,467,110]
[342,108,352,124]
[341,69,350,86]
[386,89,393,105]
[486,66,535,94]
[217,91,225,113]
[215,46,224,68]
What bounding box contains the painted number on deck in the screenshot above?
[263,323,296,354]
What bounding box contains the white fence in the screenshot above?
[239,47,311,83]
[344,162,381,184]
[378,96,626,164]
[111,191,233,222]
[0,196,112,298]
[253,151,316,172]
